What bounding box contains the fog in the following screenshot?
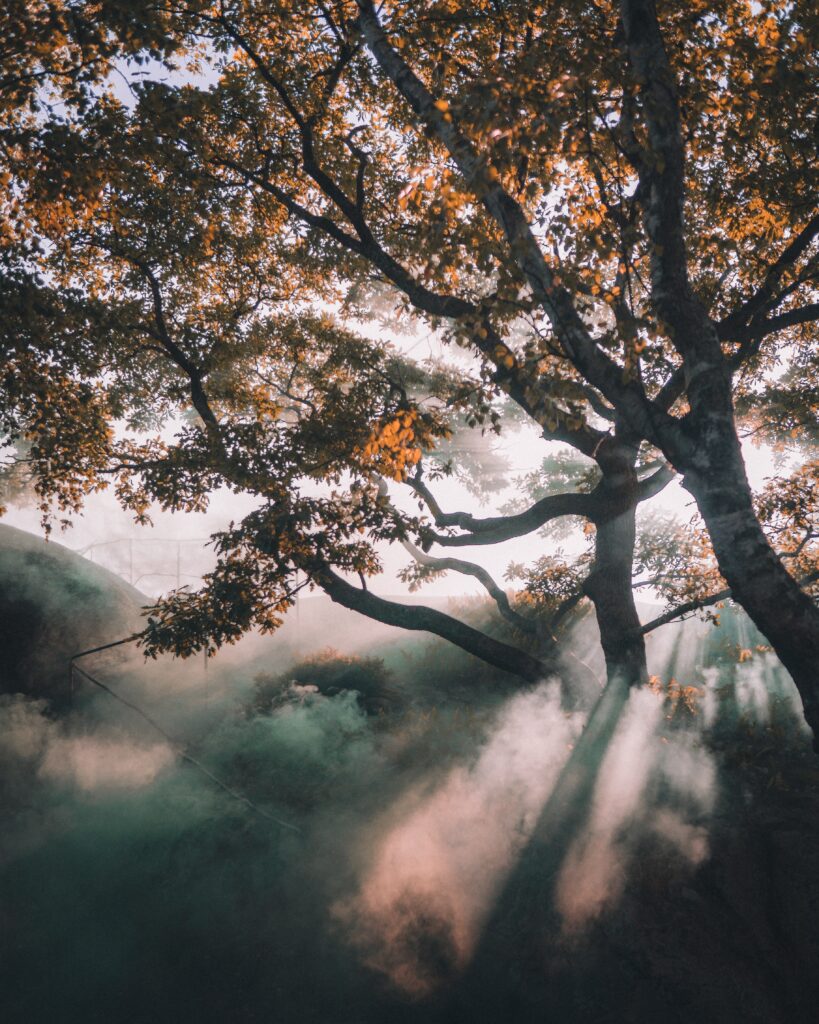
[0,394,814,1022]
[2,518,817,1023]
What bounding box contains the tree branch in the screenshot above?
[619,0,738,451]
[619,1,690,335]
[356,0,680,457]
[725,303,819,346]
[406,457,669,551]
[639,568,819,637]
[719,213,819,335]
[314,564,553,684]
[400,538,536,634]
[127,258,219,428]
[637,462,675,501]
[407,473,594,547]
[653,364,686,413]
[223,153,613,456]
[122,256,276,497]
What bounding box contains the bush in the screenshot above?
[251,648,402,716]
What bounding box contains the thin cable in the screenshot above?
[69,645,300,833]
[70,634,144,660]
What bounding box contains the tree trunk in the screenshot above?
[584,443,649,691]
[461,468,647,1004]
[650,316,819,748]
[685,454,819,748]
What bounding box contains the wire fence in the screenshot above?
[73,536,214,596]
[70,535,304,634]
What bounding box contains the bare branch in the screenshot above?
[407,473,594,547]
[407,457,670,549]
[637,462,675,501]
[314,564,553,684]
[726,303,819,347]
[639,568,819,637]
[400,538,536,634]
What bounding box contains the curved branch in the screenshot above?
[576,384,617,422]
[400,538,536,635]
[407,461,669,550]
[639,568,819,637]
[637,462,675,501]
[314,565,552,684]
[638,587,731,637]
[408,474,594,547]
[726,303,819,347]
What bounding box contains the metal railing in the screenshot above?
[73,536,214,594]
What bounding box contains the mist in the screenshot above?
[2,524,819,1024]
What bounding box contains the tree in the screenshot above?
[1,2,817,740]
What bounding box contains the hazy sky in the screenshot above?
[2,418,780,600]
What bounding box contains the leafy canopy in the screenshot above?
[0,1,816,664]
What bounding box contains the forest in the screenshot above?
[1,2,818,1022]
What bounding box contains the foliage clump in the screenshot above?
[252,648,401,717]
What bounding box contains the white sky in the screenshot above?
[3,310,787,599]
[2,415,780,600]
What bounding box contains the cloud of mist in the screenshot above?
[0,523,813,1024]
[335,682,581,995]
[1,695,174,794]
[555,687,717,935]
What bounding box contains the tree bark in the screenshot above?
[684,447,819,748]
[617,0,819,747]
[584,440,649,691]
